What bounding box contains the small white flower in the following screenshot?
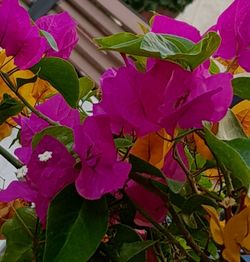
[38,151,53,162]
[220,197,236,208]
[16,166,28,179]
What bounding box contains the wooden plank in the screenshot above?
[69,0,123,35]
[95,0,148,34]
[70,50,101,83]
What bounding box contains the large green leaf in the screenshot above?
[216,110,246,140]
[43,185,108,262]
[205,128,250,188]
[95,31,220,70]
[232,77,250,100]
[1,208,36,262]
[226,139,250,167]
[32,126,73,151]
[0,94,24,124]
[31,58,79,108]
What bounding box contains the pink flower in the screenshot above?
[125,178,167,227]
[73,115,131,200]
[162,143,187,182]
[15,94,80,164]
[0,136,78,226]
[211,0,250,71]
[94,60,232,136]
[151,15,201,43]
[157,61,233,134]
[36,12,79,59]
[0,0,46,69]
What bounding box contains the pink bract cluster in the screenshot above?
[0,0,243,227]
[0,0,78,69]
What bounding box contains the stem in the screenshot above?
[0,144,23,168]
[157,128,199,142]
[173,143,199,193]
[15,91,58,126]
[0,71,58,126]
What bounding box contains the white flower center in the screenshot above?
[16,166,28,179]
[38,151,53,162]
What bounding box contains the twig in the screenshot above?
[173,142,199,193]
[0,71,58,126]
[0,144,23,169]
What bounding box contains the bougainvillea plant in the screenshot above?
[1,0,250,261]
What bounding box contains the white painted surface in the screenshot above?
[178,0,233,33]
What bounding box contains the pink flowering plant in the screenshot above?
[1,0,250,261]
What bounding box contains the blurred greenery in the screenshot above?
[123,0,194,13]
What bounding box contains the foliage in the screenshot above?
[1,0,250,261]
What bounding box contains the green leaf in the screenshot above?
[95,31,220,70]
[232,77,250,100]
[16,75,38,89]
[226,139,250,167]
[78,76,95,101]
[129,154,164,178]
[205,128,250,188]
[106,224,147,262]
[43,185,108,262]
[32,126,73,151]
[1,208,36,262]
[182,195,217,214]
[115,138,133,149]
[166,178,185,193]
[216,109,246,140]
[198,176,212,189]
[182,213,198,229]
[119,240,156,262]
[209,59,220,74]
[31,58,79,108]
[0,94,24,124]
[40,29,59,52]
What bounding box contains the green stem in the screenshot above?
[0,144,23,168]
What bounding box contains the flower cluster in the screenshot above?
[0,0,78,69]
[1,0,250,261]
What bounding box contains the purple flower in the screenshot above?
[0,0,46,69]
[151,15,201,43]
[211,0,250,71]
[94,60,232,136]
[93,65,161,136]
[157,61,233,134]
[15,94,80,163]
[73,115,131,200]
[125,179,167,227]
[36,12,79,59]
[0,136,78,226]
[162,144,187,182]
